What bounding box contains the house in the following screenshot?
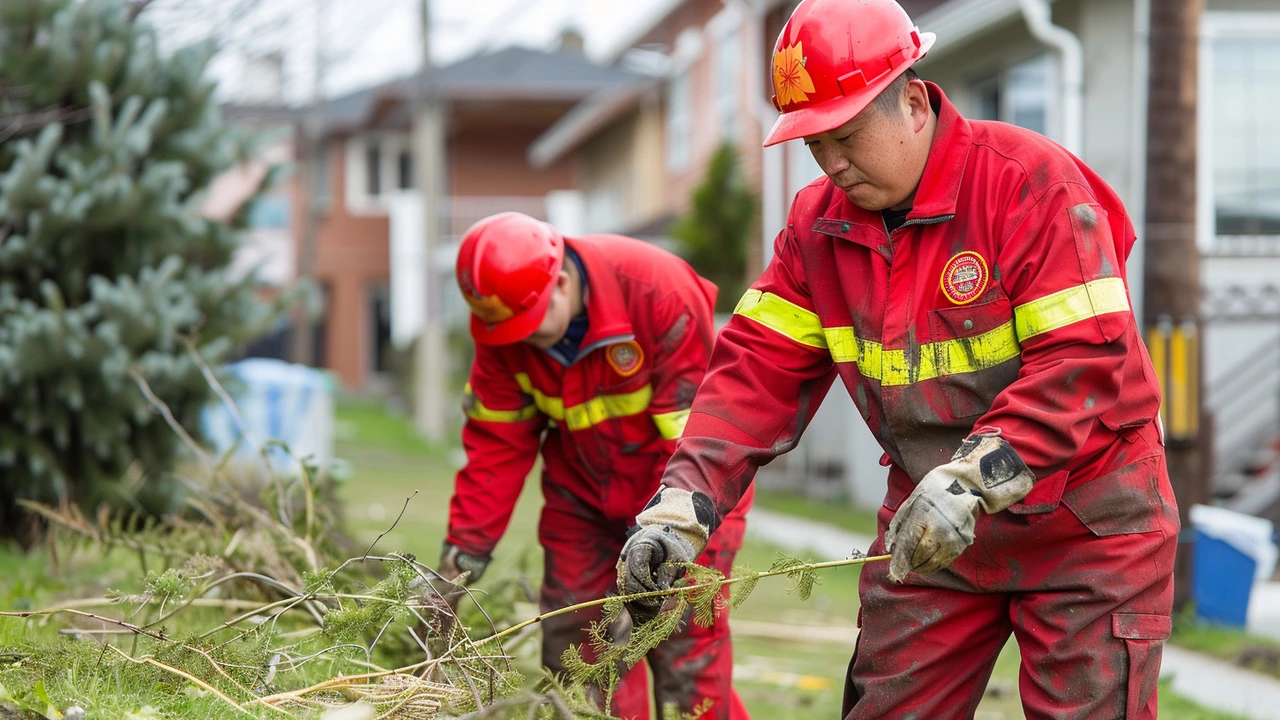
[207,104,300,362]
[294,42,638,391]
[536,0,1280,513]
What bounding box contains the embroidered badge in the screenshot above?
[940,251,989,305]
[773,41,815,108]
[606,341,644,377]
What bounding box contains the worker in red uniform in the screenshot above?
[443,212,753,720]
[619,0,1178,718]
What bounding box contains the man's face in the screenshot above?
[523,272,572,349]
[803,79,932,212]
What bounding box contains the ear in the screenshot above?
[556,269,571,292]
[905,79,930,133]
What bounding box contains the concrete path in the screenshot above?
[746,506,1280,720]
[1249,581,1280,643]
[1163,645,1280,720]
[746,507,876,561]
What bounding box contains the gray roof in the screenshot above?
[434,47,637,99]
[312,47,639,133]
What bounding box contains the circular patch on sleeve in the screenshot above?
[940,251,990,305]
[606,340,645,377]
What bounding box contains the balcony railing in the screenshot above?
[1207,235,1280,257]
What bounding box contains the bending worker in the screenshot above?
[619,1,1177,718]
[443,212,753,719]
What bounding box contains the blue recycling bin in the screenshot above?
[1193,528,1258,627]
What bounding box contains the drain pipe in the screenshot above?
[1018,0,1083,156]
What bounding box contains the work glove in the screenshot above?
[617,486,721,624]
[437,542,491,589]
[885,433,1034,583]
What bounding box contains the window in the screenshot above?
[585,182,625,234]
[368,282,391,375]
[666,69,693,172]
[365,142,382,197]
[666,27,703,173]
[346,133,412,214]
[969,54,1050,136]
[1204,15,1280,237]
[713,28,742,141]
[398,150,413,190]
[1006,55,1049,135]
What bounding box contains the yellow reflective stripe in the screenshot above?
[566,385,652,431]
[734,290,827,349]
[514,373,652,431]
[925,321,1021,381]
[823,322,1020,387]
[515,372,564,418]
[1014,277,1130,341]
[463,383,538,423]
[652,408,691,440]
[824,327,879,366]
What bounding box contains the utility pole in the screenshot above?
[1142,0,1208,610]
[413,0,448,441]
[291,0,327,367]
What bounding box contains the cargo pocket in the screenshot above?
[1062,456,1164,536]
[1007,469,1069,515]
[1113,613,1170,718]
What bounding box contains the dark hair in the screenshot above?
[871,67,920,117]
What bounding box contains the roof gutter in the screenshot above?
[915,0,1022,56]
[1016,0,1083,155]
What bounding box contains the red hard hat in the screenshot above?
[764,0,935,147]
[456,212,565,346]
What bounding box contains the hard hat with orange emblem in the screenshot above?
[456,212,565,346]
[764,0,935,147]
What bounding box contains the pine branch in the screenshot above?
[482,554,889,648]
[104,645,256,717]
[0,105,95,143]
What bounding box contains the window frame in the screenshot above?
[966,52,1055,138]
[1197,11,1280,250]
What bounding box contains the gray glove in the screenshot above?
[617,487,721,624]
[886,433,1034,582]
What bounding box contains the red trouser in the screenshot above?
[539,500,751,720]
[845,427,1179,719]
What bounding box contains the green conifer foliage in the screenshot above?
[0,0,276,545]
[670,142,758,314]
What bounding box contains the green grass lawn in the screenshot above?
[0,397,1259,719]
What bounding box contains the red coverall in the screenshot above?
[446,234,754,720]
[661,83,1178,719]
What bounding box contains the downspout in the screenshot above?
[1018,0,1084,156]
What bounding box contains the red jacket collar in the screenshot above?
[564,237,635,349]
[813,82,972,242]
[910,82,972,221]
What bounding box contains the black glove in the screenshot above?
[617,487,720,624]
[438,542,491,585]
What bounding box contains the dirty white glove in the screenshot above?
[617,487,721,623]
[886,433,1034,582]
